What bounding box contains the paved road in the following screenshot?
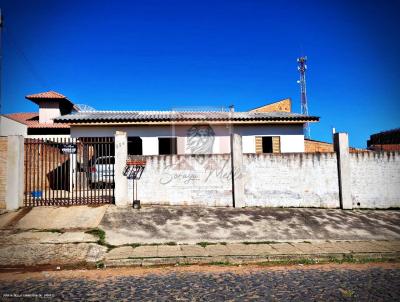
[1,265,399,301]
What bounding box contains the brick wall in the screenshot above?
[250,98,291,113]
[0,137,7,208]
[350,152,400,208]
[305,139,334,153]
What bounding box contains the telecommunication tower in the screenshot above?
[297,56,310,139]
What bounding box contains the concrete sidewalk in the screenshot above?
[0,229,399,268]
[100,206,400,245]
[104,240,400,267]
[1,206,400,269]
[0,205,108,230]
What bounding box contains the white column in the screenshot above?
[6,135,24,210]
[334,133,352,210]
[231,133,245,207]
[114,131,129,206]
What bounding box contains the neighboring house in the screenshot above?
[55,98,319,155]
[367,128,400,151]
[305,138,366,153]
[2,91,75,138]
[0,115,28,136]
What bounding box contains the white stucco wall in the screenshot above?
[0,116,28,137]
[129,154,233,206]
[38,101,61,124]
[243,153,340,208]
[350,152,400,209]
[71,123,305,154]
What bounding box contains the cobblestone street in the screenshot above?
[1,264,399,301]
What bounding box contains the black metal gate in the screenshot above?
[24,137,115,206]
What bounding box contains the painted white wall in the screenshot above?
[142,137,158,155]
[280,135,305,152]
[27,134,71,139]
[242,136,255,153]
[38,101,61,124]
[71,123,306,154]
[236,125,304,153]
[0,116,28,137]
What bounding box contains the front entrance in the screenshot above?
[24,137,115,206]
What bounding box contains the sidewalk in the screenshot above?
[0,206,399,269]
[0,229,399,269]
[103,240,400,267]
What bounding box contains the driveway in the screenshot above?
[99,206,400,245]
[1,205,108,230]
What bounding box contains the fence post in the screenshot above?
[230,133,245,207]
[114,131,129,206]
[333,133,352,209]
[5,135,24,210]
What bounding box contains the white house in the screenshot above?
[2,91,75,138]
[55,98,319,155]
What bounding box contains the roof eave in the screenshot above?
[63,119,319,126]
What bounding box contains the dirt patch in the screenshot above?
[1,262,399,282]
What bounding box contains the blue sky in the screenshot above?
[0,0,399,148]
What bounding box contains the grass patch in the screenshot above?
[85,228,115,251]
[220,242,227,245]
[37,229,64,234]
[197,242,218,248]
[165,242,177,246]
[95,261,105,269]
[208,261,232,266]
[85,228,105,243]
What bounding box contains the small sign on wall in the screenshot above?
[60,144,77,154]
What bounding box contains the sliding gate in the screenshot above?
[24,137,115,206]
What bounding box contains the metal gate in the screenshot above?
[24,137,115,206]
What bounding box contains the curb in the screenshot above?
[103,252,400,268]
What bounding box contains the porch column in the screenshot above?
[114,131,129,206]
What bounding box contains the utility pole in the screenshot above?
[297,56,310,139]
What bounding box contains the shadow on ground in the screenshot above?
[99,206,400,245]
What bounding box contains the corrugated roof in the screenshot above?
[55,110,319,123]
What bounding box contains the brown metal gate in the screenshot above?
[24,137,115,206]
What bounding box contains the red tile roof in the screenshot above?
[4,112,70,128]
[25,91,67,99]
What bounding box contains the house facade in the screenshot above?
[56,98,319,155]
[2,92,319,154]
[2,91,74,138]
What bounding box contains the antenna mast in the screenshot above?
[297,56,310,139]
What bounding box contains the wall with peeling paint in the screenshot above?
[127,150,400,208]
[350,152,400,209]
[243,153,340,208]
[132,154,233,206]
